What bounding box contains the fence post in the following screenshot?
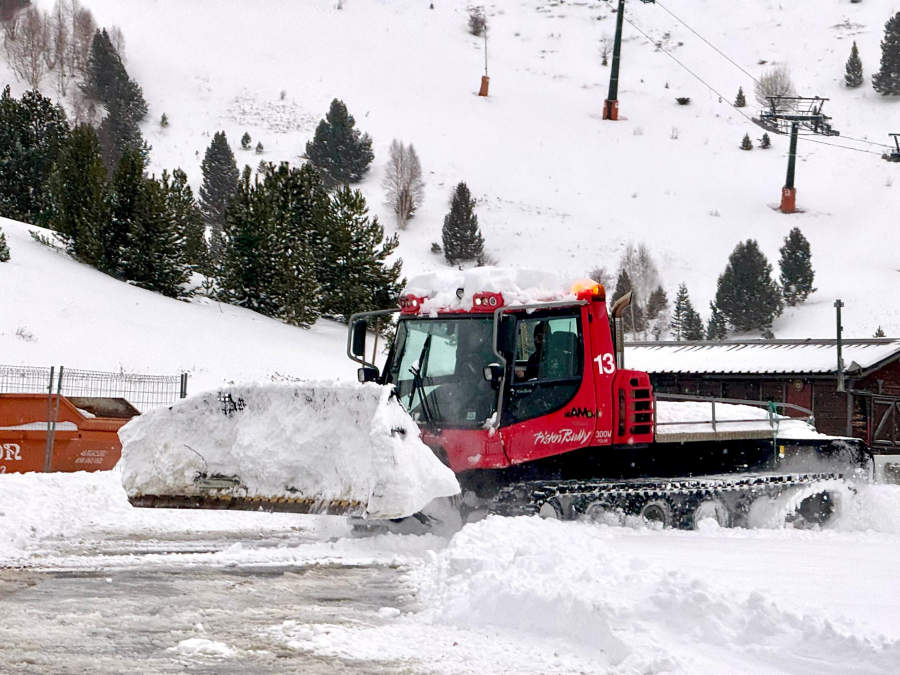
[43,366,55,471]
[180,372,188,399]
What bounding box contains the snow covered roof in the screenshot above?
[625,339,900,376]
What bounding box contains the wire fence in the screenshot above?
[0,364,188,412]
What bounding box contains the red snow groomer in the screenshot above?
[348,280,871,528]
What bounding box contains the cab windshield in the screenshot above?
[387,317,497,428]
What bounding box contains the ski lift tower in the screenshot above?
[603,0,656,121]
[754,96,840,213]
[884,133,900,162]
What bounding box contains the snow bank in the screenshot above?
[119,382,460,519]
[405,267,575,314]
[403,516,900,673]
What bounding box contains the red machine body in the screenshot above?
[388,285,654,475]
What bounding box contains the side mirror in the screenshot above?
[482,362,503,388]
[357,366,379,383]
[351,319,367,358]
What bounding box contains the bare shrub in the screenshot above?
[68,0,95,78]
[588,266,612,288]
[618,242,661,306]
[0,0,29,23]
[4,7,51,88]
[383,139,424,228]
[755,65,796,107]
[109,24,124,61]
[47,0,70,95]
[468,6,486,36]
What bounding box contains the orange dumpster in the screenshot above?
[0,394,138,473]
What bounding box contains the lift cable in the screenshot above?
[801,135,885,154]
[623,16,884,157]
[646,2,893,152]
[829,133,894,150]
[654,1,760,85]
[623,15,755,123]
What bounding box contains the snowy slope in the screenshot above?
[1,1,898,388]
[0,218,354,391]
[4,0,893,340]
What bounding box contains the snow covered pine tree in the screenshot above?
[442,182,484,265]
[715,240,783,337]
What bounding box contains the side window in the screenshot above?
[507,314,583,423]
[514,316,582,383]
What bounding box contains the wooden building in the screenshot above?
[626,339,900,456]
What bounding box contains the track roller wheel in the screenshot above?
[691,499,731,529]
[794,491,836,527]
[538,498,565,520]
[582,500,623,526]
[640,499,672,528]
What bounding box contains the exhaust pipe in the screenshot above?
[609,291,632,370]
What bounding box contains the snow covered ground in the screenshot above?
[2,471,900,673]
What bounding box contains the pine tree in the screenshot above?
[645,285,669,340]
[670,283,704,340]
[320,186,403,321]
[683,306,704,340]
[47,124,108,265]
[119,174,187,297]
[105,147,146,276]
[165,168,207,274]
[706,302,728,340]
[97,92,149,174]
[199,131,239,260]
[734,86,746,107]
[778,227,816,306]
[82,29,148,173]
[714,239,783,335]
[845,41,864,88]
[262,162,327,327]
[217,167,279,315]
[874,326,886,338]
[0,225,9,262]
[760,132,771,149]
[873,12,900,95]
[241,132,251,150]
[442,182,484,264]
[305,98,374,185]
[0,88,70,226]
[740,133,753,150]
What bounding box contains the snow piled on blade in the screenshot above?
[118,382,459,519]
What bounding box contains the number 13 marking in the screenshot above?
[595,353,616,375]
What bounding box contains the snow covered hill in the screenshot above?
[0,218,353,391]
[1,0,898,384]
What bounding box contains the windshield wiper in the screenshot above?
[408,333,443,430]
[409,364,439,431]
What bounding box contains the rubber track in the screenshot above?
[488,472,844,519]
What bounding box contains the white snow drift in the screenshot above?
[118,382,460,519]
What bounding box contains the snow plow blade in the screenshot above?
[119,383,460,520]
